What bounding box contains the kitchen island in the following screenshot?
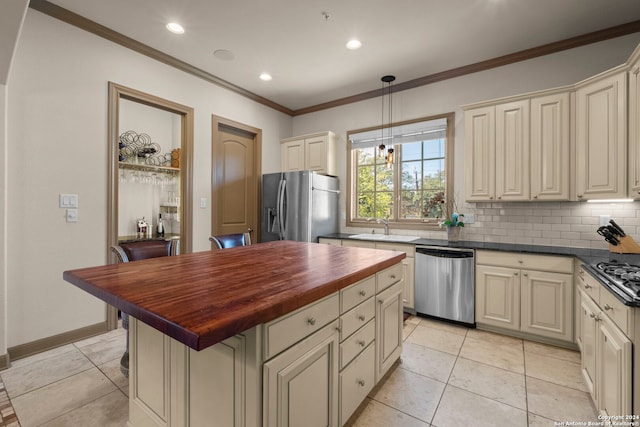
[63,240,406,427]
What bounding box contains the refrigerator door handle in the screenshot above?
[312,186,340,194]
[277,178,286,240]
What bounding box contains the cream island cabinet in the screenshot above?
[319,237,416,312]
[63,241,405,427]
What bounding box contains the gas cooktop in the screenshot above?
[591,261,640,304]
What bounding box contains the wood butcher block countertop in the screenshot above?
[63,241,406,351]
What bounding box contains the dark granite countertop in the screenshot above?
[321,233,640,307]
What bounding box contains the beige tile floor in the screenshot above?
[0,316,597,426]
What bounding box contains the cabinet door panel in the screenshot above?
[464,106,495,201]
[531,93,570,200]
[476,265,520,330]
[597,316,632,417]
[576,72,627,199]
[521,270,573,341]
[580,293,598,397]
[496,100,530,201]
[376,281,403,381]
[263,321,339,427]
[629,61,640,196]
[281,139,305,172]
[305,136,328,173]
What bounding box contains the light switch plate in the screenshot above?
[464,213,475,224]
[200,197,208,208]
[59,194,78,208]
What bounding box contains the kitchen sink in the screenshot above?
[349,234,420,242]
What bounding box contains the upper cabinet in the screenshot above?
[465,93,569,202]
[575,69,627,200]
[628,50,640,197]
[281,131,337,176]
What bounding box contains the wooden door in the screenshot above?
[212,117,261,244]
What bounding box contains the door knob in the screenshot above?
[247,227,254,233]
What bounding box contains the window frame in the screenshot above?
[346,112,455,230]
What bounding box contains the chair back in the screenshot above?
[111,239,176,263]
[209,232,252,249]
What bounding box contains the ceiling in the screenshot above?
[28,0,640,112]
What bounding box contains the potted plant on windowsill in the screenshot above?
[440,196,464,242]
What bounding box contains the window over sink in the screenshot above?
[347,113,454,229]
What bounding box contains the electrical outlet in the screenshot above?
[599,215,611,226]
[464,213,475,224]
[66,209,78,223]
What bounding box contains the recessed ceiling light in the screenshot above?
[259,73,273,81]
[213,49,235,61]
[346,39,362,50]
[166,22,185,34]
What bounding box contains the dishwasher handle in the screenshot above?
[415,246,474,259]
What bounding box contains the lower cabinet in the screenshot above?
[375,280,404,381]
[263,321,340,427]
[577,283,632,417]
[475,250,573,343]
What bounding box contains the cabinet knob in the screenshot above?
[577,194,583,198]
[359,290,367,297]
[307,317,316,326]
[489,196,494,200]
[584,284,592,289]
[334,326,341,332]
[357,340,366,347]
[357,379,366,387]
[523,273,529,277]
[358,315,366,322]
[533,195,538,199]
[498,196,502,200]
[603,304,613,311]
[390,274,397,280]
[518,260,523,264]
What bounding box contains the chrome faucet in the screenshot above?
[376,218,390,235]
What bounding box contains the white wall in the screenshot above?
[1,83,7,359]
[5,10,292,348]
[292,33,640,248]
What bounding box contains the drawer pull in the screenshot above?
[518,260,523,264]
[514,272,519,276]
[589,313,601,321]
[358,315,366,322]
[584,284,592,289]
[359,290,367,297]
[357,379,366,387]
[603,304,613,311]
[334,326,341,332]
[523,273,528,277]
[357,340,366,347]
[390,274,397,280]
[307,317,316,326]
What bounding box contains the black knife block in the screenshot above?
[610,235,640,254]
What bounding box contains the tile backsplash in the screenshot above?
[460,201,640,249]
[343,201,640,249]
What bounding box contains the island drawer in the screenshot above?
[340,319,374,369]
[376,263,403,293]
[263,293,339,360]
[339,343,375,425]
[341,276,376,313]
[340,297,375,341]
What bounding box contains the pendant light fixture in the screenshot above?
[379,75,396,168]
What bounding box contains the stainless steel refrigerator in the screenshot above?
[261,171,339,243]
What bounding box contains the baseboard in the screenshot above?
[7,322,109,362]
[0,353,9,370]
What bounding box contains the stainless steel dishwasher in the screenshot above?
[414,246,475,326]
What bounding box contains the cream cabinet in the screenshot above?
[329,238,415,311]
[576,269,633,417]
[475,250,573,343]
[263,321,340,427]
[629,51,640,197]
[375,280,403,381]
[281,131,337,176]
[464,93,570,202]
[575,69,627,200]
[530,92,571,200]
